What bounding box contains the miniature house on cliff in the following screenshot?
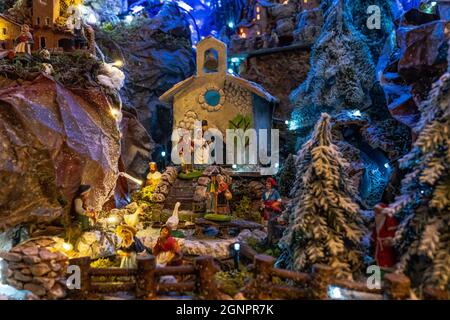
[0,14,22,50]
[31,0,74,51]
[237,0,274,39]
[160,36,278,164]
[0,0,75,52]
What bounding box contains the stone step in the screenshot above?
[164,203,193,210]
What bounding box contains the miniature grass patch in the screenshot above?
[204,213,232,222]
[215,268,253,297]
[170,230,185,238]
[178,170,203,180]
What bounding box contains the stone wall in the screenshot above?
[0,237,68,299]
[240,48,311,120]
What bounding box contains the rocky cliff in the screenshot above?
[96,4,195,162]
[0,74,121,230]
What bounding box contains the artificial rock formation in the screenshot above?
[96,4,195,162]
[0,237,68,299]
[119,111,154,179]
[0,75,121,230]
[380,9,449,131]
[240,48,310,120]
[294,8,324,45]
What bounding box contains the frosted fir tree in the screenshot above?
[277,113,366,279]
[289,0,376,134]
[278,154,297,197]
[390,53,450,292]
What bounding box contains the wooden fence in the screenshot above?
[244,254,415,300]
[69,255,220,299]
[69,253,448,300]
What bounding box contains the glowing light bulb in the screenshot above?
[62,242,73,252]
[285,120,289,125]
[161,151,166,157]
[87,13,97,24]
[125,15,133,24]
[232,164,237,169]
[351,110,362,117]
[113,60,123,67]
[228,21,234,28]
[106,216,119,225]
[119,172,143,186]
[328,286,343,299]
[131,5,145,14]
[384,163,390,169]
[110,108,121,119]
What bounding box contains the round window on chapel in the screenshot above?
[204,90,221,107]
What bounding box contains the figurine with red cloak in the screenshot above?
[371,203,399,268]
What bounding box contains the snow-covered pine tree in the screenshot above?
[289,0,376,136]
[278,154,297,197]
[391,49,450,292]
[277,113,366,279]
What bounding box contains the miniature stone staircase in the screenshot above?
[163,178,197,211]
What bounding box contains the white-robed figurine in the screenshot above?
[14,24,33,55]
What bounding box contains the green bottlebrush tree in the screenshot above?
[278,153,297,197]
[391,60,450,292]
[277,113,366,279]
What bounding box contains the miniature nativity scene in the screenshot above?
[0,0,449,302]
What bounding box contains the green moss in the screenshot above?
[215,268,253,297]
[90,257,119,269]
[204,214,232,222]
[178,170,203,180]
[170,230,185,238]
[234,196,260,222]
[131,185,156,203]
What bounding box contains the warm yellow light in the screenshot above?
[110,108,121,118]
[256,14,261,20]
[106,215,119,225]
[62,242,73,252]
[113,60,123,67]
[119,172,143,186]
[257,31,261,35]
[256,6,260,13]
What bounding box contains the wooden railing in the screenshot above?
[69,255,220,299]
[244,254,415,300]
[69,253,448,300]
